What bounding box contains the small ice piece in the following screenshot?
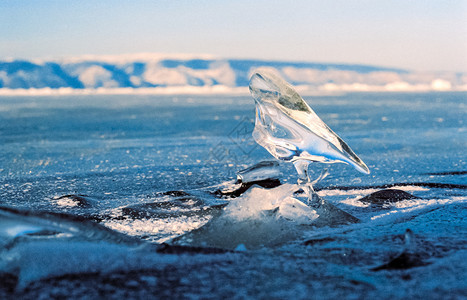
[224,184,318,225]
[3,224,44,239]
[173,184,319,249]
[0,206,142,248]
[215,161,281,198]
[277,196,319,224]
[249,68,370,174]
[236,160,280,183]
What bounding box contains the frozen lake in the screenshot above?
[0,92,466,298]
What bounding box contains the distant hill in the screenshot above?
[0,54,465,94]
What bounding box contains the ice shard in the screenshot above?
[236,160,280,183]
[249,68,370,174]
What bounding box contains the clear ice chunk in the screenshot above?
[236,160,280,183]
[249,68,370,174]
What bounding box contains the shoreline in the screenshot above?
[1,84,466,97]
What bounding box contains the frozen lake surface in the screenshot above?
[0,92,466,298]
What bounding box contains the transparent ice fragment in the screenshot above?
[277,196,319,224]
[249,68,370,174]
[236,160,280,183]
[0,206,142,248]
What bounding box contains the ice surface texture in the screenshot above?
[249,68,370,174]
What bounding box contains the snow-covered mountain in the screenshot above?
[0,54,465,94]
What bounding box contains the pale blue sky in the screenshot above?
[1,0,466,71]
